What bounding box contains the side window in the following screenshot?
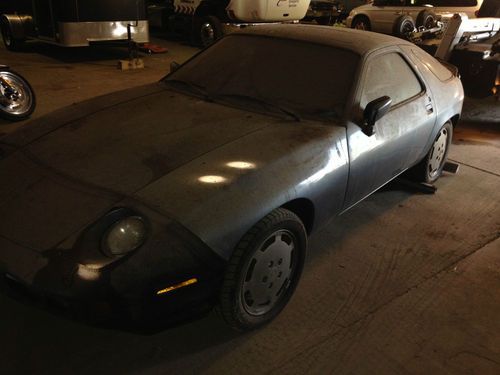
[361,53,422,108]
[432,0,477,6]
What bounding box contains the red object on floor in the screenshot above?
[138,43,168,54]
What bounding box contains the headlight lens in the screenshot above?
[103,216,147,256]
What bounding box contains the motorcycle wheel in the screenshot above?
[0,68,36,121]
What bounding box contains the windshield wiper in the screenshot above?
[215,93,301,122]
[164,79,212,101]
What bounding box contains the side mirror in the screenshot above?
[170,61,180,73]
[362,96,392,136]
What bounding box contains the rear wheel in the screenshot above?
[218,208,307,331]
[316,16,333,26]
[352,16,371,31]
[407,121,453,183]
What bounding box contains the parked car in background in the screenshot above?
[0,25,463,331]
[346,0,483,36]
[303,0,341,25]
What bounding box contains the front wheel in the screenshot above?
[0,69,36,121]
[407,121,453,183]
[218,208,307,331]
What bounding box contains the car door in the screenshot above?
[343,47,436,211]
[370,0,405,34]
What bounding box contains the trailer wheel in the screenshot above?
[1,20,23,51]
[198,16,223,48]
[393,15,415,39]
[416,10,437,30]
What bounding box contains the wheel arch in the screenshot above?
[352,14,371,28]
[281,198,315,235]
[449,114,460,127]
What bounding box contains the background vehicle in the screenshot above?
[147,0,311,47]
[346,0,483,36]
[303,0,340,25]
[411,1,500,98]
[0,65,35,121]
[0,0,149,50]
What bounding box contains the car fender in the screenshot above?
[135,122,350,260]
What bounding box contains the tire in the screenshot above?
[416,9,437,30]
[352,16,371,31]
[0,20,23,51]
[218,208,307,331]
[0,69,36,121]
[197,15,223,48]
[393,15,415,39]
[316,16,333,26]
[407,121,453,183]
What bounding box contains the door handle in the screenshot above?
[425,103,434,114]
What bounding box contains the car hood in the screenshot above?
[0,83,341,252]
[4,83,279,195]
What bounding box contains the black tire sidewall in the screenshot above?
[393,15,415,38]
[220,209,307,330]
[425,122,453,183]
[416,10,436,29]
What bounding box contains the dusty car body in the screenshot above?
[0,25,463,330]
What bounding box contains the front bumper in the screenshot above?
[0,205,226,326]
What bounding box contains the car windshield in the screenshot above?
[164,34,359,121]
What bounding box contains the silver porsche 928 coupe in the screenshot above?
[0,24,463,330]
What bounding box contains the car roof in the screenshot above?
[234,24,411,56]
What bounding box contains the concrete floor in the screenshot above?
[0,36,499,375]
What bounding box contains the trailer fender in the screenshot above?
[0,14,34,40]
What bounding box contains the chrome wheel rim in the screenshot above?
[241,230,297,316]
[0,71,33,116]
[200,22,215,47]
[428,126,449,179]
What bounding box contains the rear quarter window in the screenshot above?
[411,47,453,82]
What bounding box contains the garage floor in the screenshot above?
[1,36,499,375]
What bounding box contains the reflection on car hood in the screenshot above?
[4,83,286,195]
